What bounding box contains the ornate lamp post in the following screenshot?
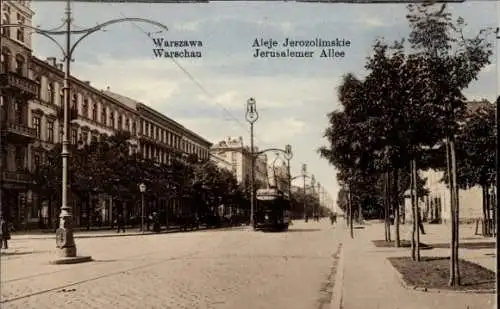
[284,144,293,204]
[1,0,169,263]
[301,164,307,220]
[139,183,146,233]
[245,97,258,229]
[317,182,321,218]
[311,175,316,219]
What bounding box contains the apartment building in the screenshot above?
[0,0,39,229]
[1,0,213,229]
[210,136,268,188]
[104,91,211,163]
[267,157,288,191]
[105,91,212,220]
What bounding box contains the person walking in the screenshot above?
[116,213,125,233]
[0,215,10,249]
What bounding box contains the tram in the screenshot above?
[255,188,291,231]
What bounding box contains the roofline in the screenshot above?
[30,56,139,115]
[136,103,212,146]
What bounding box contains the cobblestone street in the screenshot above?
[1,220,343,309]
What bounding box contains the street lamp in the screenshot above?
[0,0,168,263]
[139,183,146,233]
[317,182,321,218]
[245,97,258,229]
[311,175,316,219]
[301,163,307,220]
[284,144,293,202]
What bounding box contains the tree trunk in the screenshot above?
[485,186,491,236]
[446,137,459,287]
[348,186,353,239]
[410,160,416,261]
[412,158,420,261]
[450,138,461,285]
[387,171,392,242]
[393,168,400,247]
[481,185,488,236]
[383,172,389,241]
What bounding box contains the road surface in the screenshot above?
[1,220,343,309]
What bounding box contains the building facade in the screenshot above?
[1,0,213,229]
[267,158,288,191]
[1,0,39,229]
[210,136,268,188]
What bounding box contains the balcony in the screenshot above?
[2,121,37,143]
[2,170,32,184]
[0,71,39,100]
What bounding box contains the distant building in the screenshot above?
[210,136,268,188]
[267,157,288,191]
[403,100,496,224]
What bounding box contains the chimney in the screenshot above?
[83,81,90,86]
[106,86,110,91]
[46,57,56,67]
[57,63,63,71]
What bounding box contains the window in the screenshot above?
[59,88,64,106]
[15,146,25,169]
[101,107,107,125]
[1,49,10,73]
[71,93,77,109]
[125,118,130,131]
[117,114,122,130]
[35,76,42,99]
[110,111,115,128]
[2,13,10,37]
[71,128,77,145]
[59,124,63,143]
[150,125,153,137]
[15,56,24,75]
[82,99,88,118]
[47,83,54,104]
[91,134,98,143]
[132,122,136,135]
[47,121,54,143]
[32,116,41,138]
[156,127,159,140]
[81,131,88,144]
[16,14,25,42]
[33,153,41,170]
[145,122,149,136]
[92,104,97,121]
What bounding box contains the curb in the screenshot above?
[385,258,496,294]
[330,242,345,309]
[12,226,243,241]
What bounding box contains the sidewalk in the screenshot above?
[9,224,246,240]
[332,222,496,309]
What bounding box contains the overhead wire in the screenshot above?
[105,8,266,146]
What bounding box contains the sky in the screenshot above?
[31,0,499,211]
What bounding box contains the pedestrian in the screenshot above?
[152,212,160,233]
[116,213,125,233]
[0,215,10,250]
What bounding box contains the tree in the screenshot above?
[406,2,493,286]
[453,103,496,235]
